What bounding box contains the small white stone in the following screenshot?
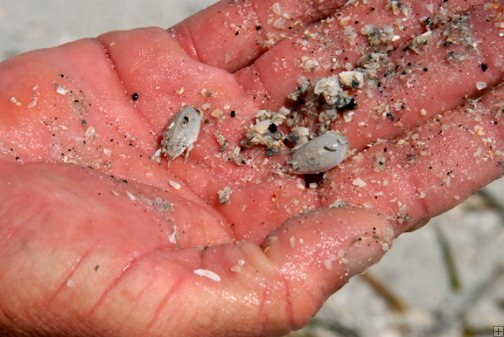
[352,177,367,188]
[231,259,246,273]
[271,2,281,15]
[314,75,341,104]
[338,70,364,89]
[168,180,181,190]
[10,96,22,106]
[84,126,95,138]
[27,97,38,109]
[211,109,223,118]
[289,236,296,248]
[151,148,162,162]
[323,254,337,270]
[217,186,232,205]
[193,268,222,282]
[55,84,69,95]
[329,199,347,208]
[476,81,487,90]
[167,225,178,244]
[301,56,320,72]
[343,110,355,123]
[126,191,137,201]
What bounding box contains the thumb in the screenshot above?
[147,207,394,337]
[261,207,394,327]
[77,208,393,337]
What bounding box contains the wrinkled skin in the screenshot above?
[0,1,503,336]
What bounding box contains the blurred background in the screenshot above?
[1,1,503,336]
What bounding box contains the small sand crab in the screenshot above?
[160,106,202,161]
[288,131,349,174]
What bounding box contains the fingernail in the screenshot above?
[345,234,392,276]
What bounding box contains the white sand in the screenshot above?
[0,0,214,59]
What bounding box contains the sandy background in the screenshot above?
[0,0,214,59]
[1,1,503,336]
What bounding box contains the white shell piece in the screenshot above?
[338,71,364,89]
[193,268,222,282]
[161,106,202,160]
[289,131,349,174]
[313,76,342,105]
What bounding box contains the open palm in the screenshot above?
[0,0,503,336]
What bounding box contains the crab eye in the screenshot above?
[289,131,349,174]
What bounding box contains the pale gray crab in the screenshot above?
[160,106,202,161]
[288,131,349,174]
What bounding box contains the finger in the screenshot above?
[216,3,504,241]
[331,3,504,152]
[85,208,394,336]
[321,83,504,235]
[236,0,491,109]
[171,0,347,72]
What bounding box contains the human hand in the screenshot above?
[0,0,503,336]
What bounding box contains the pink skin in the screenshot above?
[0,1,503,336]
